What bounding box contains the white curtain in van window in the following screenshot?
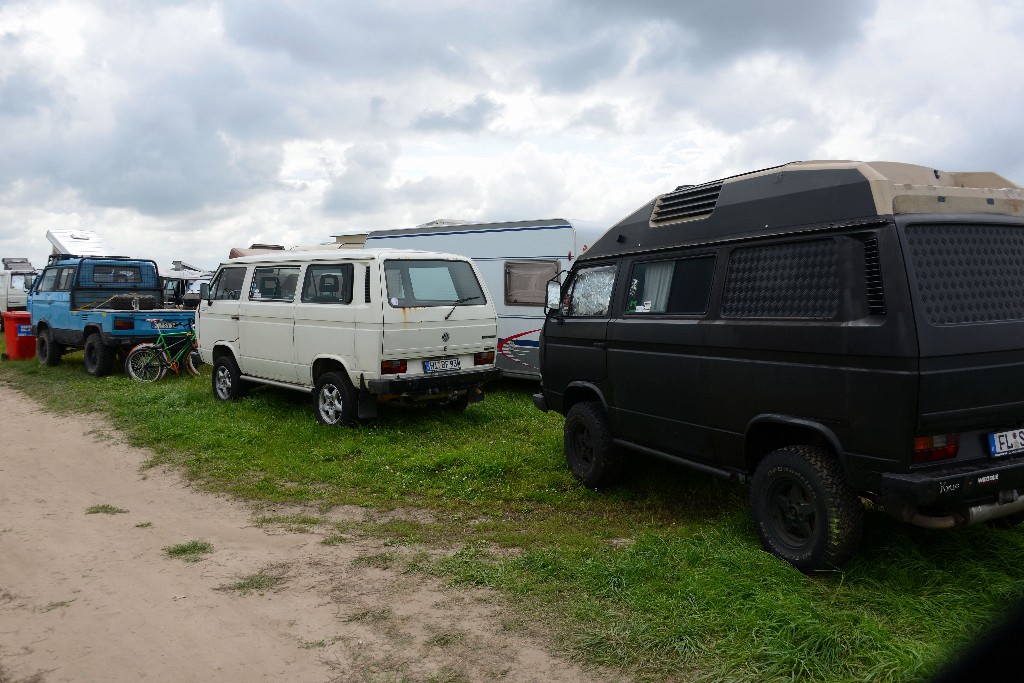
[641,262,673,313]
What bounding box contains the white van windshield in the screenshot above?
[384,259,485,308]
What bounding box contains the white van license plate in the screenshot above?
[424,358,461,373]
[989,429,1024,457]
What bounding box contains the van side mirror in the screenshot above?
[545,280,561,315]
[200,282,210,303]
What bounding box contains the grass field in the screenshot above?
[2,335,1022,682]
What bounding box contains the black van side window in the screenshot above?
[563,265,615,317]
[627,256,716,315]
[722,240,838,319]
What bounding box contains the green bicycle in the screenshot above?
[124,320,202,383]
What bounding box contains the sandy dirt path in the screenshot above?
[0,387,616,683]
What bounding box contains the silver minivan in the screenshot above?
[196,248,501,424]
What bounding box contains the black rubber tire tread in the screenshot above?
[212,355,247,401]
[185,350,203,377]
[564,401,624,489]
[125,344,165,383]
[84,333,115,377]
[750,445,863,573]
[36,328,64,366]
[314,371,357,426]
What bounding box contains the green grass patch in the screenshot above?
[164,539,213,562]
[86,504,128,515]
[217,565,288,595]
[3,340,1024,681]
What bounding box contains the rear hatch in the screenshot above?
[899,218,1024,459]
[380,256,498,376]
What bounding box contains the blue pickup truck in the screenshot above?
[28,256,195,376]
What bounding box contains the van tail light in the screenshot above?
[474,351,495,366]
[913,433,959,463]
[381,359,407,374]
[113,318,134,330]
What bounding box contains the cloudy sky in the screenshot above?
[2,0,1023,271]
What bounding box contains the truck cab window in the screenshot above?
[564,265,615,317]
[209,267,246,301]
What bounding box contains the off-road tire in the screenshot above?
[314,372,357,426]
[564,401,624,488]
[750,446,863,572]
[125,344,166,383]
[212,355,247,401]
[36,328,64,366]
[84,333,115,377]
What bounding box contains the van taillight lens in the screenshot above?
[381,359,407,374]
[113,318,133,330]
[474,351,494,366]
[913,434,959,463]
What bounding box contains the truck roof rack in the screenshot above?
[1,257,35,271]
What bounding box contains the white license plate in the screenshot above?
[989,428,1024,457]
[424,358,461,373]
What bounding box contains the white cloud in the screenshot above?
[1,0,1023,271]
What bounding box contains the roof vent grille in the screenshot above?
[651,182,723,224]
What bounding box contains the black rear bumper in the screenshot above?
[880,456,1024,506]
[366,367,502,395]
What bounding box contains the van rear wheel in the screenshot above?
[750,446,863,572]
[564,401,623,488]
[315,372,357,426]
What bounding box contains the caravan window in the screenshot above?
[250,266,300,301]
[504,260,559,306]
[384,259,485,308]
[626,256,716,315]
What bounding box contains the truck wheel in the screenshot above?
[212,355,246,401]
[314,372,357,426]
[750,446,863,572]
[564,401,623,488]
[36,328,64,367]
[84,333,115,377]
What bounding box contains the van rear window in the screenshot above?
[384,260,485,308]
[905,223,1024,325]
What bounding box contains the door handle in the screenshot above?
[231,315,240,320]
[593,342,607,349]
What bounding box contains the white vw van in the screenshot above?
[195,248,501,424]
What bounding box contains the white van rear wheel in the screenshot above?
[315,372,356,426]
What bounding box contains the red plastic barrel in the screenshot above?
[2,311,35,360]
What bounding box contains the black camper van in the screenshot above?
[534,160,1024,572]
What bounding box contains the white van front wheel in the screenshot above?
[315,372,357,426]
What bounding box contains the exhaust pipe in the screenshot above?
[884,490,1024,530]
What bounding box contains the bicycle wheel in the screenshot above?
[185,350,203,377]
[125,344,167,383]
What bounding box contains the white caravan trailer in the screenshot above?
[349,218,606,380]
[0,257,38,331]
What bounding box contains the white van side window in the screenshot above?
[301,263,354,304]
[209,267,246,300]
[564,265,615,317]
[250,266,300,301]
